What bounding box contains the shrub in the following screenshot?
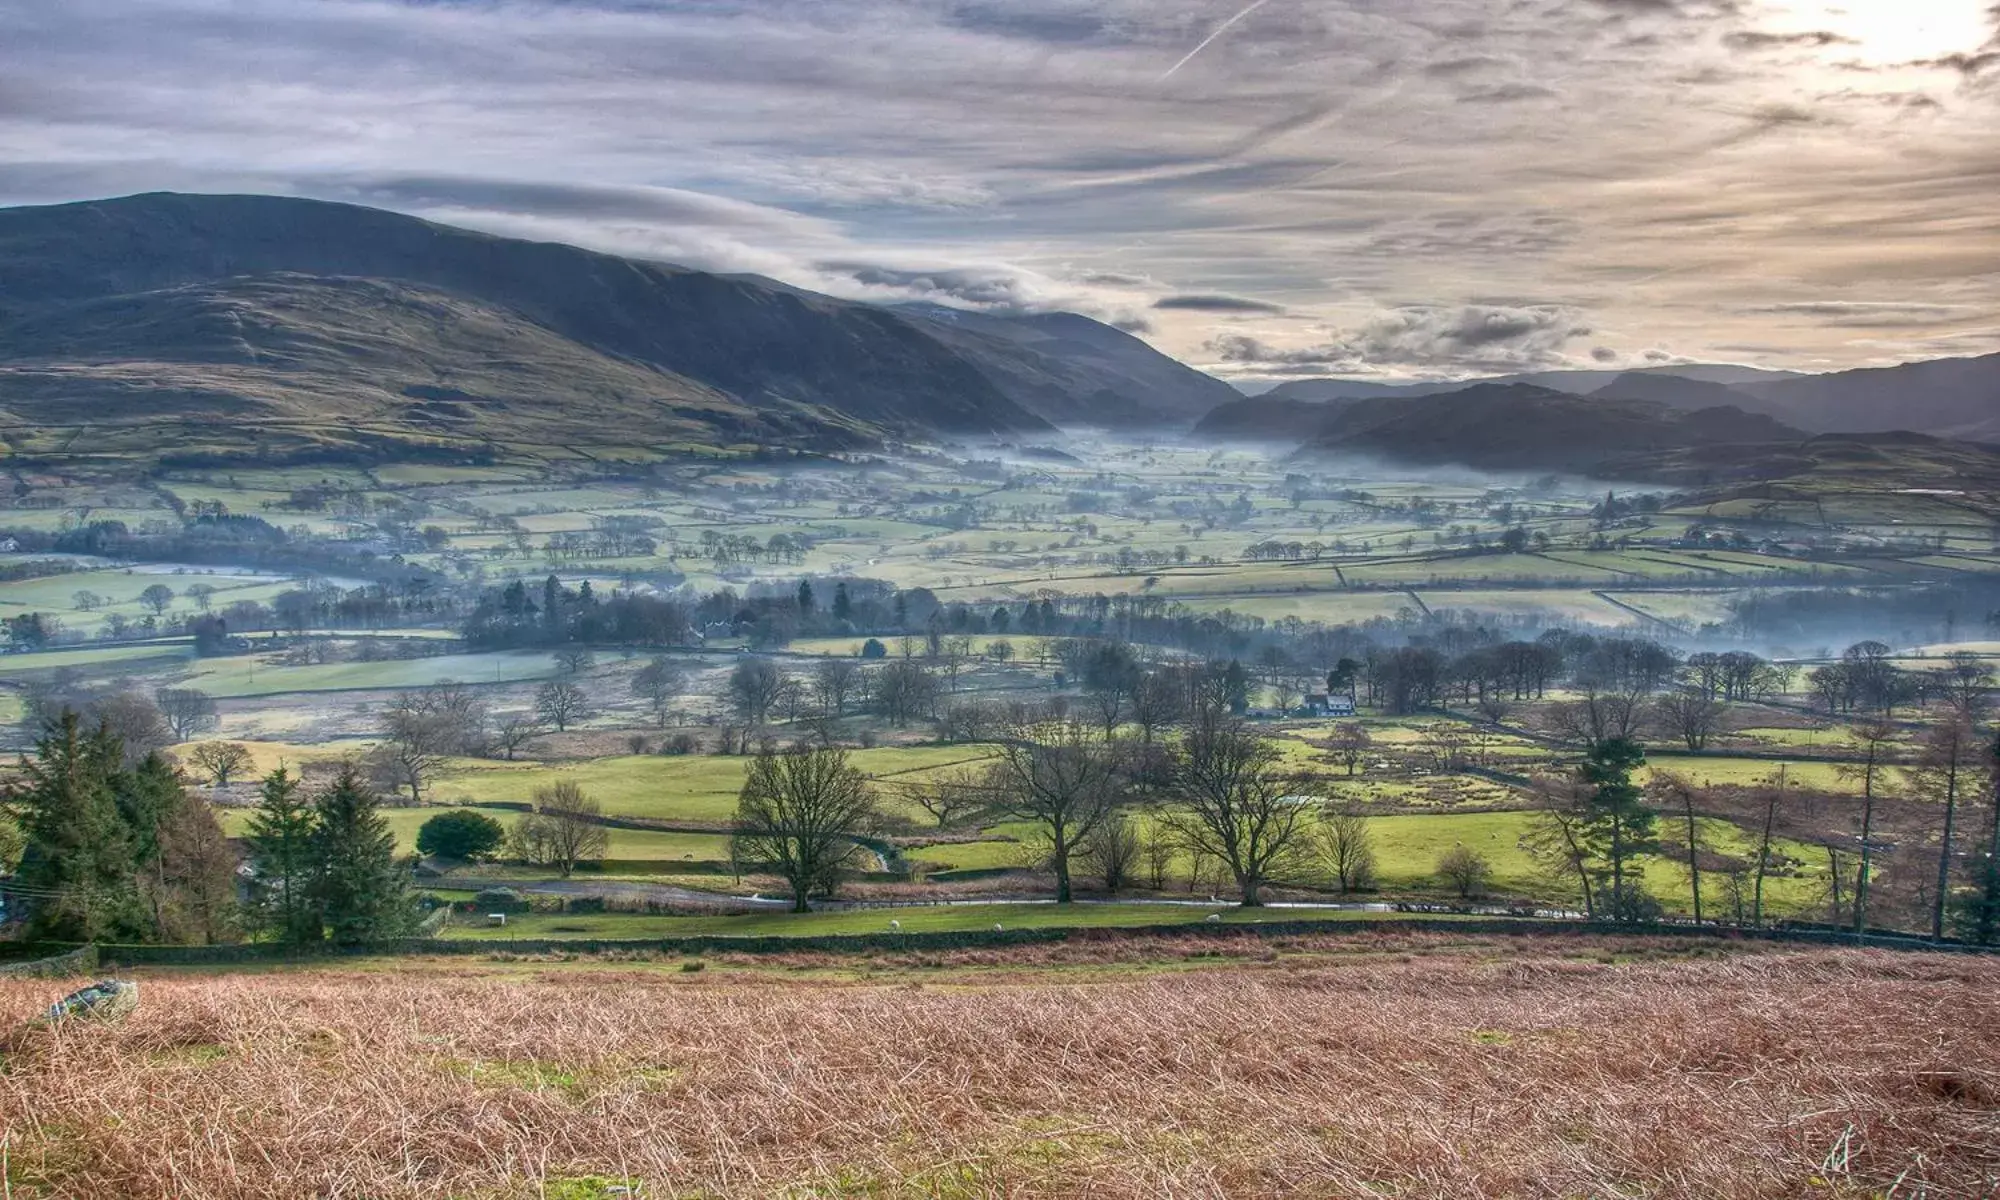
[416,809,507,861]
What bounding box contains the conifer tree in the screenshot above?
[8,713,148,941]
[245,765,322,943]
[310,763,414,944]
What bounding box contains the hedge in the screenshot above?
[0,944,100,979]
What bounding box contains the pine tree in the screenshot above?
[9,713,148,941]
[832,582,852,621]
[310,764,414,945]
[797,578,815,614]
[245,766,321,943]
[1581,737,1656,920]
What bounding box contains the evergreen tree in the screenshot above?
[1581,737,1657,920]
[310,764,415,945]
[832,582,851,621]
[797,578,815,614]
[8,713,148,941]
[1953,735,2000,945]
[245,766,322,943]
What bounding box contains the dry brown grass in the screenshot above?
[3,934,1998,1198]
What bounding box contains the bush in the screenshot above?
[472,887,530,914]
[661,733,701,756]
[416,809,507,861]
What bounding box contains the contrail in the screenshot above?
[1158,0,1273,81]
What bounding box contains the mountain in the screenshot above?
[1261,363,1801,404]
[0,193,1227,464]
[1285,384,1805,476]
[1738,352,2000,441]
[892,304,1241,427]
[1588,372,1760,410]
[1192,395,1365,441]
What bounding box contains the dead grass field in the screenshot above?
[2,932,1998,1198]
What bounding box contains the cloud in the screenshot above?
[1742,300,1978,327]
[1153,293,1287,313]
[0,0,1996,379]
[1723,30,1855,52]
[1207,304,1594,374]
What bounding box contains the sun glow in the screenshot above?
[1778,0,1994,66]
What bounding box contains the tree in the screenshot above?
[1083,814,1143,893]
[873,658,941,726]
[1326,723,1372,776]
[71,589,103,612]
[811,657,861,718]
[185,582,218,612]
[150,787,239,945]
[1652,771,1710,923]
[1159,714,1313,906]
[1318,808,1377,892]
[189,740,254,787]
[1654,689,1728,752]
[492,713,542,760]
[1911,705,1986,940]
[631,656,689,726]
[1953,735,2000,945]
[1436,844,1493,899]
[310,763,415,945]
[554,647,596,677]
[138,583,176,615]
[727,658,789,725]
[155,687,220,741]
[5,713,148,941]
[416,809,506,861]
[534,680,591,732]
[730,744,880,912]
[510,781,608,877]
[1839,720,1900,934]
[1579,737,1655,920]
[376,685,486,804]
[909,765,987,827]
[244,766,320,944]
[986,717,1125,903]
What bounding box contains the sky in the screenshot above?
[2,0,1997,383]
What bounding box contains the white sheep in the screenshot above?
[889,919,901,931]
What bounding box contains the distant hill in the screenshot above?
[1737,352,2000,441]
[1261,363,1801,404]
[892,304,1240,427]
[0,193,1229,464]
[1282,383,1805,475]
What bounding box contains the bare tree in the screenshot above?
[811,657,861,717]
[873,659,941,726]
[155,687,220,741]
[1141,821,1176,890]
[730,744,880,911]
[1654,689,1729,752]
[1083,814,1143,893]
[1839,720,1901,934]
[1318,808,1377,892]
[1129,671,1186,745]
[535,680,591,732]
[630,656,689,726]
[727,657,790,726]
[1325,722,1372,777]
[1550,686,1645,748]
[985,717,1126,903]
[374,682,487,804]
[188,741,254,787]
[138,583,175,615]
[1524,774,1597,917]
[492,713,542,760]
[554,647,596,676]
[1652,770,1710,923]
[1909,707,1984,940]
[1436,844,1493,898]
[1158,713,1314,906]
[908,765,988,828]
[510,781,609,877]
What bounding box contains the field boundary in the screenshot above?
[37,915,1998,967]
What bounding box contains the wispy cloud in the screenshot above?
[0,0,1995,379]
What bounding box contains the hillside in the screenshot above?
[1740,352,2000,440]
[1262,363,1799,404]
[1244,383,1801,474]
[0,193,1228,465]
[3,933,1994,1197]
[896,304,1242,427]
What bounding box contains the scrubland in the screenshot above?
[3,931,1997,1198]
